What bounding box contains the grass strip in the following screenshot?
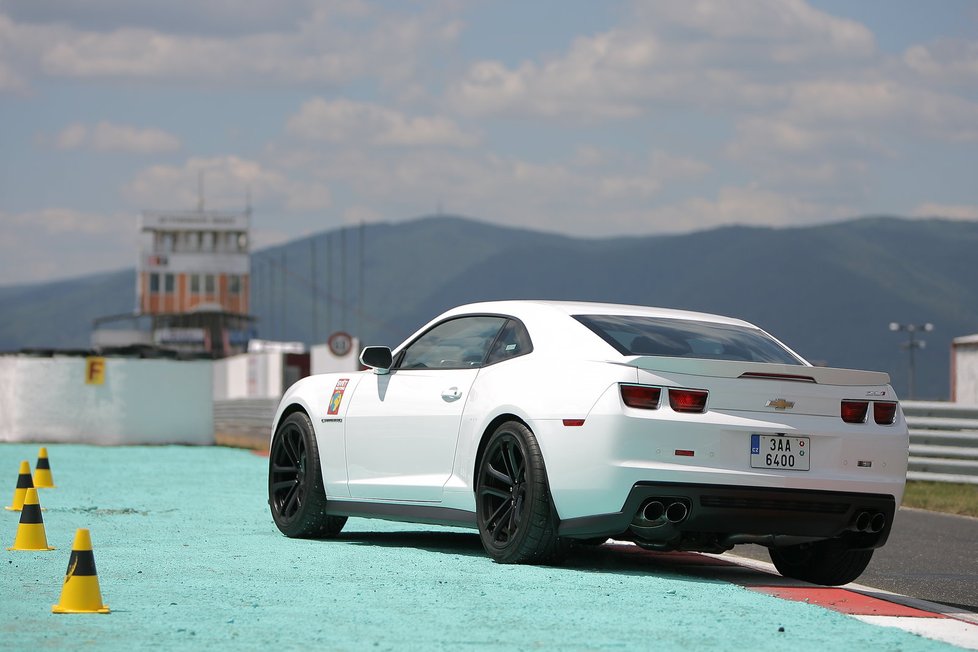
[902,480,978,518]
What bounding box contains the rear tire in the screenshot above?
[769,539,874,586]
[268,411,347,538]
[476,421,565,564]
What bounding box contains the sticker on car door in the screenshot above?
[328,378,350,415]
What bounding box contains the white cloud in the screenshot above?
[0,60,26,93]
[447,40,655,119]
[278,144,709,211]
[640,0,875,60]
[912,203,978,221]
[249,227,292,253]
[286,98,479,148]
[262,141,778,238]
[4,0,323,37]
[121,156,331,213]
[1,2,461,90]
[0,209,137,285]
[55,121,181,153]
[55,123,88,149]
[447,0,876,120]
[342,205,385,226]
[576,184,855,237]
[726,79,978,182]
[903,39,978,85]
[598,151,711,199]
[667,185,850,229]
[783,80,978,142]
[0,14,35,93]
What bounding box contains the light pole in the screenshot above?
[888,322,934,399]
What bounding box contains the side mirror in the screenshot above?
[359,346,393,373]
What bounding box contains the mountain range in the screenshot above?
[2,214,976,401]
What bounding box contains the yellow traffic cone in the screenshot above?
[52,528,110,614]
[8,488,55,551]
[4,461,33,511]
[34,447,56,488]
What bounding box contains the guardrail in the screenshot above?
[903,400,978,485]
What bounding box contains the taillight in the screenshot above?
[669,388,709,413]
[841,400,869,424]
[874,401,898,425]
[620,384,661,409]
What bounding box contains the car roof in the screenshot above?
[440,300,756,329]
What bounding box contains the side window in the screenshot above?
[486,319,533,365]
[398,316,507,369]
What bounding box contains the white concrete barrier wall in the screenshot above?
[213,352,284,400]
[0,355,214,445]
[311,339,360,375]
[954,343,978,404]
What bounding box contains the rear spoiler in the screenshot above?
[626,356,890,387]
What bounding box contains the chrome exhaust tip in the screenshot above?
[641,500,665,523]
[665,501,688,524]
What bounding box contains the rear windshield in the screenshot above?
[574,315,804,365]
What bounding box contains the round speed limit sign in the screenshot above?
[327,331,354,357]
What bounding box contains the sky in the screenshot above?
[1,0,977,286]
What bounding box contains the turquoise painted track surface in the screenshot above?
[0,444,958,651]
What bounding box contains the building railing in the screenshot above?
[903,401,978,485]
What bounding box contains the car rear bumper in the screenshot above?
[558,481,897,552]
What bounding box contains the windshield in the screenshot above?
[575,314,804,365]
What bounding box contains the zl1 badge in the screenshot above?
[328,379,350,415]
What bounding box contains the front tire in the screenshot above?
[268,411,347,538]
[476,421,565,564]
[769,539,874,586]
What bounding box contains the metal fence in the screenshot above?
[214,398,978,485]
[903,400,978,485]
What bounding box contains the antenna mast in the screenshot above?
[197,170,205,212]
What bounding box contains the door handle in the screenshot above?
[441,387,462,402]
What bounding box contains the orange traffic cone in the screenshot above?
[34,447,56,488]
[4,461,33,511]
[52,528,110,614]
[8,488,55,551]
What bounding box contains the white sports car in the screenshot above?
[268,300,908,585]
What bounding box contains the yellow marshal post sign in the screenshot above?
[85,357,106,386]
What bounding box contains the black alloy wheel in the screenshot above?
[268,411,346,538]
[476,421,564,564]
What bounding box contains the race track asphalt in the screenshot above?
[0,444,966,651]
[734,508,978,614]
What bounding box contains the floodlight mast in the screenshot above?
[888,322,934,399]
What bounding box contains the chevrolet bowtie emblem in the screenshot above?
[766,398,795,410]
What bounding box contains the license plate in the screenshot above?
[750,434,810,471]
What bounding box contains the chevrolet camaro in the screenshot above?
[268,300,908,585]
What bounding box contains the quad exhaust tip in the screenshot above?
[637,499,689,525]
[854,510,886,533]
